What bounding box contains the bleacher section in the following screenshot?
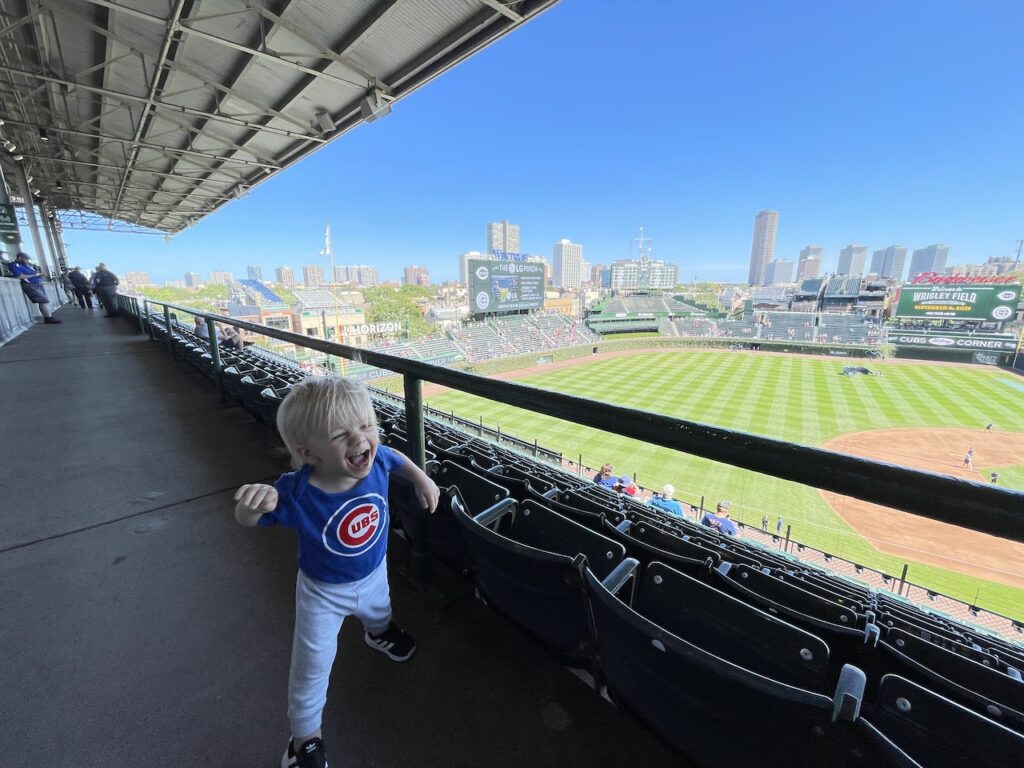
[237,279,284,305]
[444,315,598,363]
[759,311,816,342]
[819,313,881,345]
[146,318,1024,767]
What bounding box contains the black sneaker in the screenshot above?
[365,621,416,661]
[281,737,329,768]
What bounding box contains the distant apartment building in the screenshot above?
[184,272,202,287]
[124,271,152,285]
[333,264,379,286]
[746,210,778,286]
[909,245,950,281]
[590,263,605,286]
[869,245,907,280]
[764,259,793,285]
[797,246,822,281]
[552,238,584,289]
[302,264,325,287]
[208,270,233,285]
[164,280,186,288]
[403,266,430,286]
[275,266,296,286]
[458,251,482,284]
[946,257,1016,278]
[246,265,263,280]
[487,220,520,255]
[836,244,868,276]
[608,254,678,291]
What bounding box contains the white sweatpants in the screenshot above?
[287,559,393,737]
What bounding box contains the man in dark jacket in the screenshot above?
[93,262,120,317]
[68,266,94,309]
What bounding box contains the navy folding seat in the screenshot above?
[602,517,718,575]
[875,627,1024,734]
[864,674,1024,767]
[453,495,626,660]
[582,561,905,768]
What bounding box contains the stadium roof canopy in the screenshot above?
[0,0,557,234]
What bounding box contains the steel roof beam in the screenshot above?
[0,64,324,141]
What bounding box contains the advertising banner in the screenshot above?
[894,282,1020,320]
[889,332,1018,351]
[469,259,545,313]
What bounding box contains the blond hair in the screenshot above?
[276,376,377,469]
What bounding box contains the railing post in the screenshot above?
[898,563,909,596]
[208,318,224,403]
[143,299,154,339]
[136,298,145,334]
[163,305,174,357]
[784,523,792,552]
[402,373,431,583]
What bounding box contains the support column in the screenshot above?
[9,162,51,277]
[0,162,23,253]
[40,206,66,273]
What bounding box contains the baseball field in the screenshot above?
[423,350,1024,621]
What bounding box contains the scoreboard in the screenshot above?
[469,259,545,314]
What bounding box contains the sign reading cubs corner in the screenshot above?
[894,274,1021,321]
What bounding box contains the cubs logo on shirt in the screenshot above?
[322,493,387,557]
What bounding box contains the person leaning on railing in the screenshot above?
[9,252,60,324]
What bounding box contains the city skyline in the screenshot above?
[52,2,1023,284]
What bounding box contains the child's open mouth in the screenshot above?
[348,449,371,471]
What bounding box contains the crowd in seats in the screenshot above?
[150,309,1023,767]
[652,311,884,347]
[444,314,598,362]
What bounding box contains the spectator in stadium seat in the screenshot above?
[648,484,684,517]
[593,463,616,487]
[614,476,637,496]
[702,501,738,536]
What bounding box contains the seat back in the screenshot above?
[867,674,1024,768]
[583,566,871,768]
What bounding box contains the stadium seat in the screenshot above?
[452,494,626,660]
[582,563,889,768]
[865,674,1024,767]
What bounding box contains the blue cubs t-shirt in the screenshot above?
[259,444,402,583]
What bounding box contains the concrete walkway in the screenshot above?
[0,304,684,767]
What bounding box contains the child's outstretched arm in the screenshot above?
[393,454,440,513]
[233,483,278,526]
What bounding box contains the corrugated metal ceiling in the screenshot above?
[0,0,558,234]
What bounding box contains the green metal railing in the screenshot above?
[122,296,1024,546]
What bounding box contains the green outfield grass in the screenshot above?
[426,351,1024,620]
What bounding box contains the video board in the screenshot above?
[469,259,545,314]
[894,280,1020,321]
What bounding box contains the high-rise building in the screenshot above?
[246,265,263,280]
[837,244,868,276]
[124,271,152,285]
[459,251,482,284]
[797,246,822,281]
[275,266,295,286]
[590,263,605,286]
[208,270,233,285]
[909,245,950,281]
[608,254,678,291]
[334,264,380,286]
[184,272,202,287]
[747,210,779,286]
[869,245,908,280]
[404,266,430,286]
[487,220,520,255]
[764,259,794,285]
[552,238,584,289]
[302,264,325,287]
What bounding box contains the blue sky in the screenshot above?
[64,0,1024,284]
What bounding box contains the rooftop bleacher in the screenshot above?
[237,278,284,304]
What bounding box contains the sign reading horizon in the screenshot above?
[894,277,1021,321]
[470,259,545,314]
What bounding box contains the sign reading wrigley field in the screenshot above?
[894,274,1021,321]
